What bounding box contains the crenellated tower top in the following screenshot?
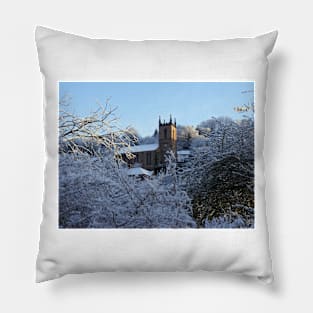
[159,115,177,127]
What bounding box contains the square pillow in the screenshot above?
[35,26,277,283]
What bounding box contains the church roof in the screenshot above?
[120,143,159,154]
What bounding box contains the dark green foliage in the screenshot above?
[191,155,254,227]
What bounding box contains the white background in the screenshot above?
[1,0,312,312]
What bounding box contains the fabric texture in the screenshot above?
[35,26,277,283]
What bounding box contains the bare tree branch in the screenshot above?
[59,96,138,160]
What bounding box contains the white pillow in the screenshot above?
[35,26,277,283]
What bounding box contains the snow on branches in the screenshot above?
[58,97,195,228]
[59,152,195,228]
[177,116,255,228]
[58,93,255,228]
[59,96,138,160]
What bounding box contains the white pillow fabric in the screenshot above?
[35,26,277,283]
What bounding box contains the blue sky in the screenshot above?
[59,82,254,137]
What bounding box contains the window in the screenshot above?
[146,152,152,165]
[164,128,167,139]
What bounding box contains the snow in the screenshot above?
[119,143,159,154]
[177,150,191,155]
[177,150,191,162]
[59,115,254,229]
[59,153,196,228]
[127,167,153,177]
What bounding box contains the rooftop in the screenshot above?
[127,167,153,177]
[177,150,191,155]
[120,143,159,154]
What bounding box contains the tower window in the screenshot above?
[164,128,167,139]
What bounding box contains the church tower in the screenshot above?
[158,115,177,165]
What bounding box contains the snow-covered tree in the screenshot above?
[59,96,137,160]
[58,91,255,229]
[58,97,195,228]
[59,151,195,228]
[139,129,159,144]
[176,125,201,149]
[178,115,255,228]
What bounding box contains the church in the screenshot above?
[121,116,177,173]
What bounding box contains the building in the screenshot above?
[127,167,153,179]
[177,149,191,163]
[121,116,177,173]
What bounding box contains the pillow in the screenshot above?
[35,26,277,283]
